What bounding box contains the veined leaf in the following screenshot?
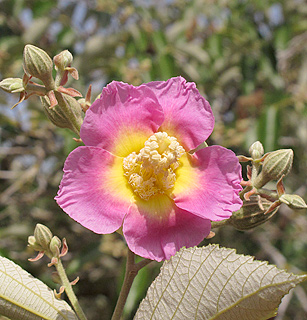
[134,244,307,320]
[0,256,78,320]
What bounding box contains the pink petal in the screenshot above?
[145,76,214,151]
[173,146,243,221]
[123,195,211,261]
[80,81,164,157]
[55,146,133,233]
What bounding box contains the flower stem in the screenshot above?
[239,185,252,200]
[55,259,88,320]
[111,249,152,320]
[26,83,48,95]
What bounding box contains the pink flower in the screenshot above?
[55,77,242,261]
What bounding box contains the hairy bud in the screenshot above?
[41,92,83,135]
[54,50,73,70]
[49,236,62,257]
[23,45,54,89]
[254,149,293,188]
[28,235,44,251]
[33,224,53,251]
[249,141,264,160]
[54,50,78,85]
[280,194,307,210]
[229,196,278,230]
[0,78,24,93]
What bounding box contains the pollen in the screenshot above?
[123,132,185,200]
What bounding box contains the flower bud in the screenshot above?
[279,194,307,210]
[34,224,53,251]
[0,78,24,93]
[229,196,278,230]
[53,50,78,85]
[41,92,83,135]
[249,141,264,160]
[28,235,44,251]
[49,236,62,257]
[254,149,293,188]
[23,45,54,89]
[53,50,73,71]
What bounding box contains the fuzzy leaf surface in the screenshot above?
[0,256,78,320]
[134,244,307,320]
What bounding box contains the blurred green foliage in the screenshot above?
[0,0,306,319]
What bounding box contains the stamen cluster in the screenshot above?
[123,132,185,200]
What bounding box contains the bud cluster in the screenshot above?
[28,224,68,263]
[234,141,307,230]
[0,44,86,135]
[27,224,79,302]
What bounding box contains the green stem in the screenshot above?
[111,249,152,320]
[239,185,252,201]
[55,259,88,320]
[257,188,279,201]
[25,83,48,95]
[251,161,260,184]
[55,70,65,87]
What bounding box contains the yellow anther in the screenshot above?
[123,132,185,200]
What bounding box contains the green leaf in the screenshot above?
[0,256,78,320]
[134,245,307,320]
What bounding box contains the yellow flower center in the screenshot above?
[123,132,186,200]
